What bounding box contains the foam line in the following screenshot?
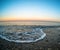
[0,29,46,43]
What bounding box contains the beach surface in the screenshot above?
[0,25,60,50]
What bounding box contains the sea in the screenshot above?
[0,21,60,43]
[0,21,60,26]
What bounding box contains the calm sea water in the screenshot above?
[0,21,60,26]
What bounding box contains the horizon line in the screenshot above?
[0,20,60,23]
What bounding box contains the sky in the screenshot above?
[0,0,60,22]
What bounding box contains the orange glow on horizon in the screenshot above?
[0,16,60,22]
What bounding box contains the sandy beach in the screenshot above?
[0,25,60,50]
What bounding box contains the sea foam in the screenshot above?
[0,25,46,43]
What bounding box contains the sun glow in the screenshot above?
[0,0,60,22]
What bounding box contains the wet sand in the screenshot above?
[0,26,60,50]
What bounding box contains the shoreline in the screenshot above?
[0,26,60,50]
[0,28,46,43]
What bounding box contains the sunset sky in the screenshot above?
[0,0,60,22]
